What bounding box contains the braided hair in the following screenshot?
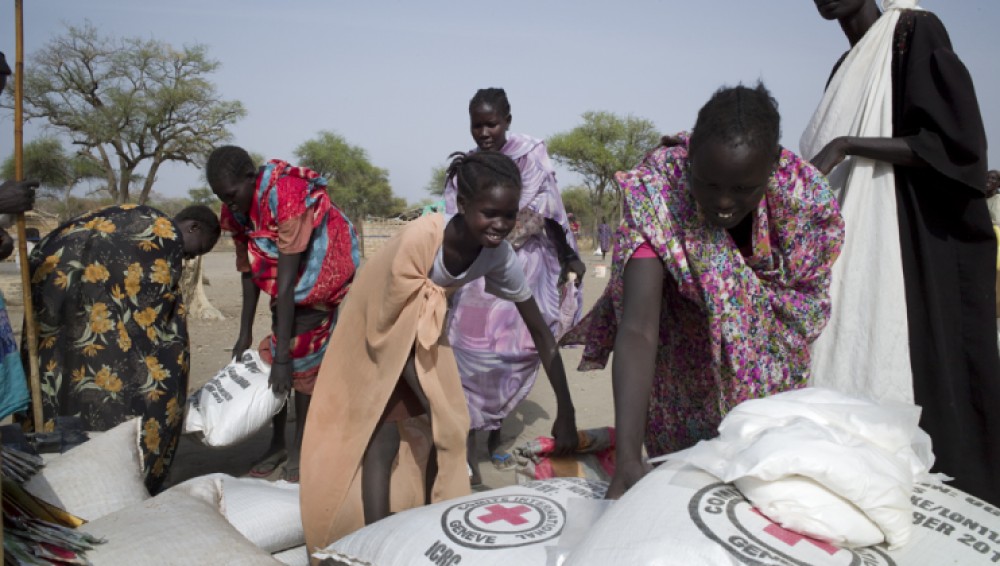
[469,88,511,117]
[206,145,256,192]
[446,150,522,205]
[689,82,781,160]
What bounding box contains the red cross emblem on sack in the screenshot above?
[477,504,532,526]
[752,508,839,555]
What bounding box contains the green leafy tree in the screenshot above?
[560,185,617,244]
[1,137,103,219]
[294,131,406,220]
[424,164,448,197]
[547,111,658,227]
[9,23,245,205]
[187,186,219,209]
[559,186,591,218]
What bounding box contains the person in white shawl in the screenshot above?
[802,0,1000,505]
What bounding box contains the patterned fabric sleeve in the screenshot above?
[761,155,844,343]
[272,174,310,225]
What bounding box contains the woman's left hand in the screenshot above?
[550,411,579,456]
[269,361,293,395]
[811,137,850,175]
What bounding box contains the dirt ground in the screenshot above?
[1,247,614,490]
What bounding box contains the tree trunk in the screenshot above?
[138,158,162,205]
[180,256,225,321]
[94,145,119,203]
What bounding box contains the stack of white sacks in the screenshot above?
[560,389,1000,566]
[25,388,1000,565]
[665,387,935,549]
[24,419,308,565]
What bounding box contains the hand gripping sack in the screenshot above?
[184,349,286,447]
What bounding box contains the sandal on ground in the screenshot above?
[490,452,516,471]
[282,461,300,483]
[248,449,287,478]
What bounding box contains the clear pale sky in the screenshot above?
[1,1,997,204]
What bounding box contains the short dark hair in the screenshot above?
[469,88,511,118]
[446,150,521,204]
[690,82,781,159]
[175,205,222,248]
[206,145,255,192]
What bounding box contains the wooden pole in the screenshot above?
[13,0,43,433]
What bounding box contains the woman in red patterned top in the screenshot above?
[208,145,359,481]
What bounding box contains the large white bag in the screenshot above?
[81,475,281,565]
[272,546,309,566]
[666,388,935,549]
[315,477,607,566]
[221,476,303,553]
[24,418,149,521]
[565,460,1000,566]
[184,349,286,447]
[174,473,304,554]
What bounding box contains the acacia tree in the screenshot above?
[0,137,103,220]
[547,111,659,225]
[12,23,245,204]
[294,131,406,220]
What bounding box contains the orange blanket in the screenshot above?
[300,214,471,554]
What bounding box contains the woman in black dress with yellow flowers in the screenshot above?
[26,204,219,492]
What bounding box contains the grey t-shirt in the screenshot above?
[429,214,532,302]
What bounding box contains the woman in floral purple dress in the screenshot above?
[562,84,845,498]
[444,88,585,483]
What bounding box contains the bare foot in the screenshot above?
[282,458,299,483]
[469,460,482,486]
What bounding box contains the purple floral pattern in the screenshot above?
[562,141,844,457]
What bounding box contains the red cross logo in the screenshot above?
[751,508,839,556]
[477,504,532,526]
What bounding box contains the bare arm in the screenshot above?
[606,257,663,499]
[515,296,578,454]
[811,136,925,175]
[233,272,260,358]
[270,251,303,394]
